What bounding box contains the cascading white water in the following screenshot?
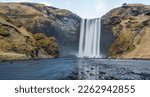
[78,18,101,58]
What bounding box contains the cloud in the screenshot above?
[94,0,121,17]
[42,2,52,6]
[95,0,109,13]
[95,0,109,17]
[65,0,70,5]
[95,0,108,11]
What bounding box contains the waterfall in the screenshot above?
[78,18,101,58]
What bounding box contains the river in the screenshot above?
[0,58,150,80]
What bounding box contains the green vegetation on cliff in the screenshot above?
[33,33,59,57]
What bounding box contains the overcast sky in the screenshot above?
[0,0,150,18]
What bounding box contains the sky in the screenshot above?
[0,0,150,18]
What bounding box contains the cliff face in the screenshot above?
[0,3,80,56]
[0,16,59,60]
[0,3,80,60]
[0,3,63,60]
[102,4,150,59]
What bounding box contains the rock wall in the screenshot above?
[101,16,115,58]
[0,3,81,58]
[102,4,150,59]
[18,3,81,56]
[0,3,61,60]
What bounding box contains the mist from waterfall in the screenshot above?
[78,18,101,58]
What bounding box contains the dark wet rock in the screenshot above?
[104,76,118,80]
[110,16,121,24]
[90,67,94,70]
[135,73,150,80]
[86,70,90,73]
[89,73,94,76]
[66,72,78,80]
[64,69,78,80]
[9,61,13,64]
[130,7,141,16]
[144,10,150,15]
[99,71,106,75]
